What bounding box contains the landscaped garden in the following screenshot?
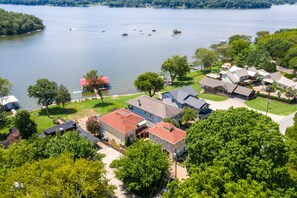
[245,96,297,116]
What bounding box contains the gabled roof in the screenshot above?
[127,95,182,119]
[276,66,293,74]
[98,108,145,134]
[248,66,258,73]
[234,68,248,78]
[200,77,237,94]
[233,86,254,97]
[80,77,109,86]
[0,95,18,106]
[44,121,77,135]
[226,71,239,83]
[168,86,198,104]
[148,122,186,144]
[269,72,282,81]
[229,66,242,72]
[184,96,207,110]
[278,77,297,88]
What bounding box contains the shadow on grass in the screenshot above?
[39,107,77,116]
[93,102,114,108]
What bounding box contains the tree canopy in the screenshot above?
[169,107,297,197]
[14,110,37,139]
[110,140,169,193]
[56,84,71,108]
[0,9,44,36]
[161,55,190,82]
[194,48,219,70]
[134,72,164,97]
[0,154,115,198]
[0,77,12,98]
[84,70,105,102]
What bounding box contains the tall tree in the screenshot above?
[134,72,164,97]
[227,39,250,60]
[161,55,190,82]
[56,84,71,109]
[84,70,104,103]
[289,57,297,76]
[110,140,169,193]
[186,108,289,189]
[0,77,12,98]
[14,110,37,139]
[194,48,219,70]
[228,34,251,43]
[0,154,115,197]
[180,107,197,127]
[27,78,58,117]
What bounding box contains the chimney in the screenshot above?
[138,100,141,106]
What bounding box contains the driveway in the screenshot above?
[97,142,136,198]
[278,112,295,134]
[205,98,285,123]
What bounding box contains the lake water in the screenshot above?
[0,4,297,110]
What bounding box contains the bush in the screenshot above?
[256,92,296,104]
[86,116,100,137]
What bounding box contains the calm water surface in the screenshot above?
[0,4,297,109]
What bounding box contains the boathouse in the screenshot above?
[80,76,110,91]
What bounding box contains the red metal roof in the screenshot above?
[148,122,186,144]
[98,108,145,134]
[80,76,109,87]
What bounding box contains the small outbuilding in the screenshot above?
[44,120,77,136]
[0,95,19,111]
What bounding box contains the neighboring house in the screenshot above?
[276,66,293,75]
[0,95,19,111]
[44,120,77,136]
[147,122,186,158]
[98,108,148,146]
[200,77,255,100]
[221,66,258,85]
[161,86,211,119]
[80,76,110,91]
[127,95,182,124]
[264,72,297,90]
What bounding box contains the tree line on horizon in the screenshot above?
[1,0,297,8]
[0,9,45,36]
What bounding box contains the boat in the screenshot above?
[173,29,182,35]
[102,30,105,33]
[148,34,152,36]
[80,76,110,91]
[152,29,156,32]
[122,33,128,36]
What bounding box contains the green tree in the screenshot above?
[0,77,12,98]
[285,88,296,100]
[289,57,297,76]
[228,34,251,43]
[255,31,270,44]
[27,78,58,117]
[259,37,294,60]
[163,118,180,128]
[0,154,115,198]
[56,84,71,109]
[0,105,6,128]
[86,116,101,137]
[161,55,190,82]
[194,48,219,70]
[110,140,169,193]
[227,39,250,60]
[134,72,164,97]
[14,110,37,139]
[186,108,288,188]
[84,70,105,103]
[180,107,197,127]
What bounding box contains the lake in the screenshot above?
[0,4,297,110]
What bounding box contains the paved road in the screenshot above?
[278,112,295,134]
[205,98,286,123]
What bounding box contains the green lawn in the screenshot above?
[0,94,141,134]
[162,71,227,102]
[245,97,297,116]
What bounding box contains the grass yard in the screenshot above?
[0,93,141,134]
[245,97,297,116]
[162,70,228,101]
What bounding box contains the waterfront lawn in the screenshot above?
[163,70,228,101]
[31,93,141,132]
[245,97,297,116]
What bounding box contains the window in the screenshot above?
[152,135,155,139]
[160,139,163,143]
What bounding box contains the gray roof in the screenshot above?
[127,95,182,119]
[248,66,258,73]
[233,85,254,97]
[269,72,282,81]
[168,86,198,104]
[226,71,239,83]
[234,68,248,78]
[184,96,207,109]
[276,66,293,75]
[44,121,77,135]
[200,77,237,94]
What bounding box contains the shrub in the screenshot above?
[86,116,100,137]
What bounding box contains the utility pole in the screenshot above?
[174,148,177,179]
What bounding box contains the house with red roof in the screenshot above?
[147,122,186,158]
[98,108,148,146]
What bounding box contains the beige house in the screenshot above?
[147,122,186,158]
[98,108,148,146]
